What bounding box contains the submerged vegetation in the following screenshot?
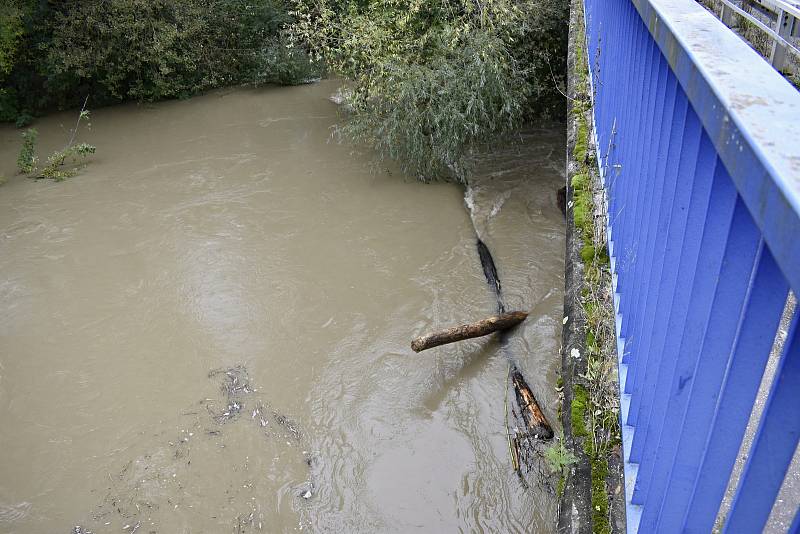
[17,104,96,181]
[290,0,568,182]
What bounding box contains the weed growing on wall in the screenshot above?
[545,435,578,496]
[565,12,620,533]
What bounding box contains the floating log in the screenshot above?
[512,370,554,439]
[411,311,528,353]
[477,238,503,298]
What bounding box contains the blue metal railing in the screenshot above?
[580,0,800,529]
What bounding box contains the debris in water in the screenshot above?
[297,481,314,500]
[72,365,313,533]
[410,311,528,352]
[474,234,555,489]
[476,238,503,300]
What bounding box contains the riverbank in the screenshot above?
[558,0,625,532]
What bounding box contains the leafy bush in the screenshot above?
[17,128,37,174]
[44,1,214,102]
[0,0,320,122]
[252,39,322,85]
[339,29,528,181]
[290,0,568,182]
[0,1,30,122]
[43,0,318,103]
[0,1,25,77]
[17,107,96,181]
[38,143,96,182]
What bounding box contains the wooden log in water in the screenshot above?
[512,370,554,439]
[411,311,528,353]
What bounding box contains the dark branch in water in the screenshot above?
[476,238,504,312]
[473,237,553,489]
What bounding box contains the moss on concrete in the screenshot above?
[573,115,589,163]
[566,10,620,533]
[571,384,590,438]
[590,454,612,534]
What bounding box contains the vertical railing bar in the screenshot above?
[630,150,736,504]
[624,53,670,411]
[624,69,680,431]
[607,2,639,231]
[641,201,764,531]
[613,18,645,305]
[595,0,609,152]
[616,21,652,320]
[619,35,658,325]
[677,247,789,533]
[598,0,622,171]
[626,88,692,430]
[628,50,667,355]
[599,0,621,185]
[620,36,659,398]
[629,103,703,463]
[723,308,800,533]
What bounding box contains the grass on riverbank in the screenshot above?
[567,16,621,534]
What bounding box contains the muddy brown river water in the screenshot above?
[0,80,565,533]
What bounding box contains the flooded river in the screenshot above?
[0,81,565,533]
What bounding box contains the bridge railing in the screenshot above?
[711,0,800,75]
[580,0,800,529]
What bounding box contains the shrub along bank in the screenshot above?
[2,0,568,186]
[0,0,320,125]
[290,0,569,182]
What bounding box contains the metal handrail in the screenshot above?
[716,0,800,59]
[581,0,800,528]
[628,0,800,290]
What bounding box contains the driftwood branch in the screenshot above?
[411,311,528,353]
[512,370,553,439]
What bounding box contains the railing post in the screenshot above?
[720,2,736,25]
[770,9,797,71]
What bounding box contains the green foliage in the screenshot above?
[17,128,37,174]
[252,39,322,86]
[290,0,568,182]
[339,29,528,181]
[0,0,319,123]
[573,115,589,162]
[0,1,30,122]
[546,435,578,498]
[38,143,96,182]
[0,2,25,77]
[43,0,305,102]
[17,107,96,181]
[571,384,589,438]
[545,436,578,474]
[580,243,596,263]
[591,455,611,534]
